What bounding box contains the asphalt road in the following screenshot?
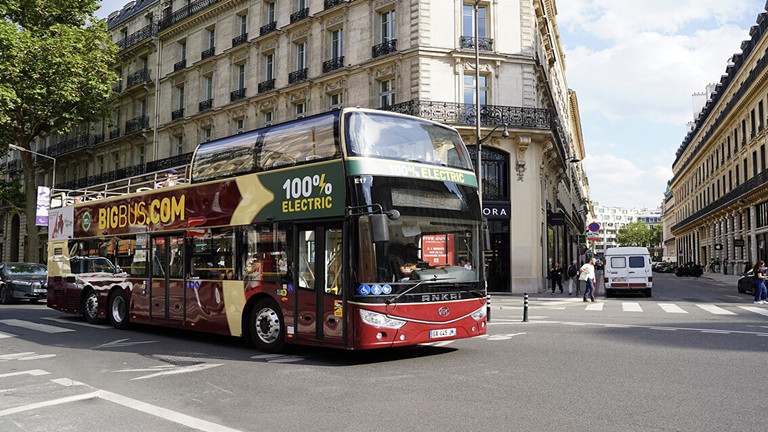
[1,272,766,432]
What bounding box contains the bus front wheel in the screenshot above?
[83,289,100,324]
[108,290,129,330]
[249,299,285,353]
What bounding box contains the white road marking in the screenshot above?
[115,366,175,373]
[42,317,109,329]
[585,302,603,311]
[17,354,57,361]
[622,302,643,312]
[492,319,768,336]
[487,332,526,341]
[658,303,688,314]
[0,369,50,379]
[93,338,157,349]
[0,319,74,333]
[131,363,222,380]
[0,331,15,339]
[738,306,768,316]
[697,304,736,315]
[267,355,306,363]
[0,352,37,360]
[0,391,98,416]
[50,378,85,387]
[431,340,455,347]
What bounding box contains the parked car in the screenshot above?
[0,262,48,304]
[738,270,756,295]
[675,262,703,277]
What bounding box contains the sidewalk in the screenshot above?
[698,270,742,285]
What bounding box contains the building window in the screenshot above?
[113,153,119,171]
[204,76,213,100]
[463,74,488,105]
[264,110,273,126]
[330,92,342,109]
[203,128,212,142]
[177,86,185,110]
[180,41,186,61]
[265,1,276,24]
[379,78,395,107]
[207,28,215,49]
[462,3,487,38]
[295,102,306,119]
[265,53,274,81]
[239,14,247,37]
[296,41,306,70]
[380,9,395,43]
[98,156,104,175]
[176,136,183,155]
[331,28,343,58]
[237,64,245,90]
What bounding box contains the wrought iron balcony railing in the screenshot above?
[230,88,246,102]
[260,21,277,36]
[288,68,308,84]
[199,98,213,112]
[290,7,309,23]
[324,0,345,9]
[158,0,221,30]
[322,56,345,73]
[126,68,152,88]
[172,108,185,120]
[109,128,120,140]
[125,116,150,135]
[372,39,397,58]
[201,47,215,60]
[459,36,494,51]
[5,159,20,172]
[116,23,156,51]
[174,59,187,71]
[43,134,101,158]
[112,82,123,93]
[232,33,248,47]
[258,79,276,93]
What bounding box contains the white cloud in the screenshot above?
[582,154,666,207]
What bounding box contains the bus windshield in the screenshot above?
[345,112,473,170]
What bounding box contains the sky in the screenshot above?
[95,1,765,209]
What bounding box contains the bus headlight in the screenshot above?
[360,309,406,329]
[470,306,487,321]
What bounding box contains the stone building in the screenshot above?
[1,0,590,293]
[670,6,768,274]
[590,203,660,259]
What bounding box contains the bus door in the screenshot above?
[150,234,185,322]
[295,224,344,345]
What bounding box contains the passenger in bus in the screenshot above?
[247,258,262,280]
[226,270,234,280]
[157,169,179,188]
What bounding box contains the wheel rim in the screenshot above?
[254,306,281,344]
[85,292,98,319]
[111,295,126,323]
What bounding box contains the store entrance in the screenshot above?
[486,220,510,292]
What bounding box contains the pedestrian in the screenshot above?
[550,261,564,294]
[580,257,597,302]
[566,260,578,295]
[753,260,768,304]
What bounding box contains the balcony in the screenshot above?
[324,0,345,9]
[112,82,123,93]
[158,0,222,30]
[199,98,213,112]
[172,108,185,120]
[173,59,187,71]
[288,68,308,84]
[5,159,21,172]
[459,36,494,51]
[290,8,309,24]
[372,39,397,58]
[230,88,246,102]
[232,33,248,47]
[322,56,345,73]
[43,134,99,158]
[109,128,120,140]
[116,23,155,51]
[125,116,150,135]
[201,47,215,60]
[258,79,276,93]
[260,21,277,36]
[126,68,152,88]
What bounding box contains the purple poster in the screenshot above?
[35,186,51,226]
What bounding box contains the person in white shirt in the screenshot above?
[579,257,597,302]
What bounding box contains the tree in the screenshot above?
[0,0,117,261]
[616,221,651,247]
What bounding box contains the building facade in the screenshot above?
[590,203,660,258]
[1,0,590,293]
[670,6,768,274]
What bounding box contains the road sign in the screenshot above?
[588,222,600,232]
[587,233,600,242]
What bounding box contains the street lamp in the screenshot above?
[8,144,56,192]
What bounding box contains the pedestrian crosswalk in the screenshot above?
[519,298,768,317]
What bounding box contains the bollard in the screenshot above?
[486,294,491,322]
[522,293,529,322]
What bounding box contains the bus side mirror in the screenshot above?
[370,214,390,243]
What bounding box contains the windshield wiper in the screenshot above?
[385,275,457,305]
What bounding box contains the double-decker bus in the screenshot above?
[47,108,487,352]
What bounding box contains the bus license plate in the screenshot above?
[430,328,456,338]
[613,277,626,282]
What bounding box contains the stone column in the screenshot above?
[750,204,758,264]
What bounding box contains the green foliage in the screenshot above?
[616,221,651,247]
[0,178,24,212]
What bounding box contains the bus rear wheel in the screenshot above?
[83,289,100,324]
[249,299,285,353]
[108,290,129,330]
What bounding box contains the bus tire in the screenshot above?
[108,290,129,330]
[249,298,285,353]
[83,289,100,324]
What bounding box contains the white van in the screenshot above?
[604,247,653,297]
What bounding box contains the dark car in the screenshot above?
[0,262,48,304]
[675,262,703,277]
[738,270,756,295]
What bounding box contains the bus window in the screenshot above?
[299,229,316,289]
[325,228,342,295]
[189,229,235,279]
[243,224,291,284]
[259,114,339,168]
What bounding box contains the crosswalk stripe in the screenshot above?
[0,319,75,333]
[696,304,736,315]
[738,306,768,316]
[585,302,603,311]
[42,317,108,329]
[658,303,688,314]
[0,331,15,339]
[622,302,643,312]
